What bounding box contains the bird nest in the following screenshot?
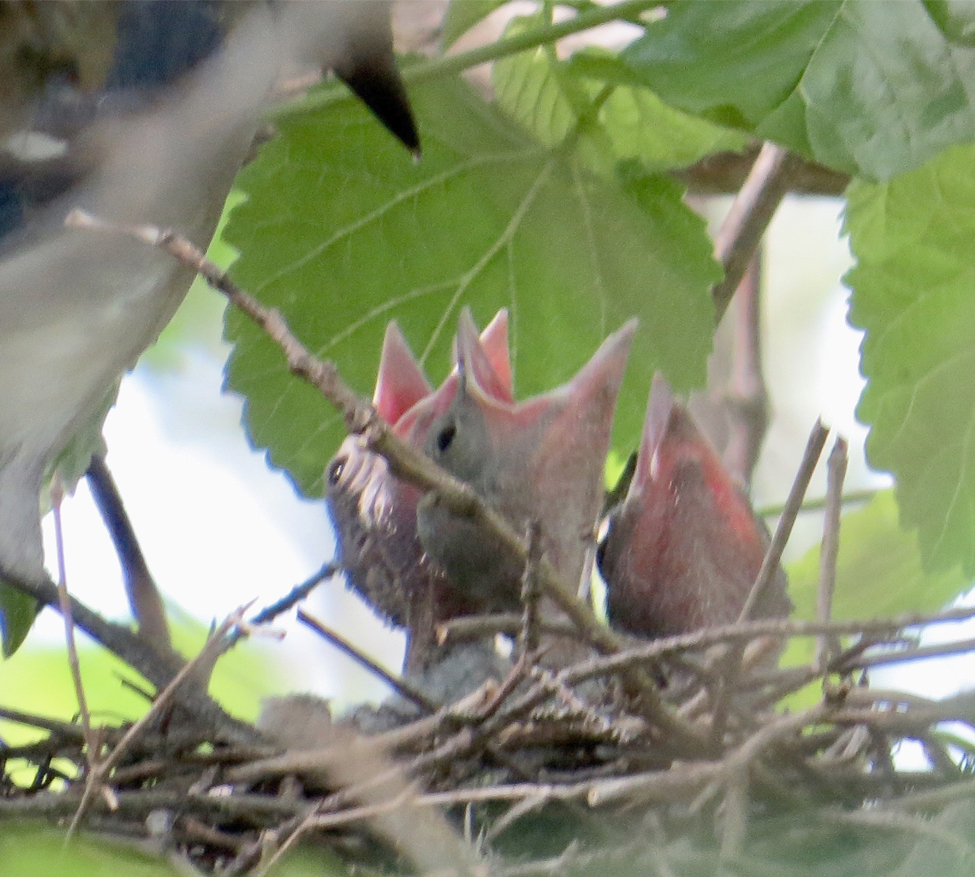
[4,591,975,877]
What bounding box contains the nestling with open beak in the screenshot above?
[417,311,637,611]
[326,311,511,668]
[598,373,791,638]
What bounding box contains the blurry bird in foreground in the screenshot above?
[0,1,418,653]
[598,373,791,639]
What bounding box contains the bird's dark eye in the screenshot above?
[436,421,457,453]
[327,456,346,486]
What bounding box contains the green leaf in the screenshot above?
[0,580,37,657]
[781,488,970,684]
[492,14,594,150]
[0,829,180,877]
[223,74,719,497]
[845,144,975,575]
[564,50,749,171]
[786,489,970,623]
[441,0,511,49]
[622,0,975,180]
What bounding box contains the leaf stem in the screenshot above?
[271,0,661,121]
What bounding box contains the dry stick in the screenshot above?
[0,707,90,741]
[296,609,438,713]
[712,142,800,323]
[485,793,550,844]
[816,438,849,671]
[248,563,337,628]
[440,612,576,643]
[519,520,544,656]
[67,607,249,835]
[916,732,962,778]
[278,679,549,823]
[456,605,975,728]
[758,486,878,518]
[50,483,95,755]
[696,703,833,817]
[50,481,105,843]
[65,209,710,754]
[837,635,975,672]
[709,420,830,748]
[443,604,975,651]
[740,420,830,624]
[222,563,339,654]
[86,452,172,652]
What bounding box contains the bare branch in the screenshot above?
[712,142,801,322]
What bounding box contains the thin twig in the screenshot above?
[836,636,975,672]
[739,420,830,623]
[249,564,337,626]
[223,563,339,652]
[519,521,544,657]
[50,482,95,757]
[0,707,90,741]
[51,480,102,843]
[297,609,438,714]
[1,568,258,745]
[723,251,769,489]
[439,613,577,644]
[757,486,879,518]
[816,437,848,671]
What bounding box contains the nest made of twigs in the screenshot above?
[5,597,975,877]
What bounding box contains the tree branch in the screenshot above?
[712,142,802,322]
[86,451,171,652]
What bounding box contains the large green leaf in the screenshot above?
[846,144,975,575]
[621,0,975,180]
[223,75,719,497]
